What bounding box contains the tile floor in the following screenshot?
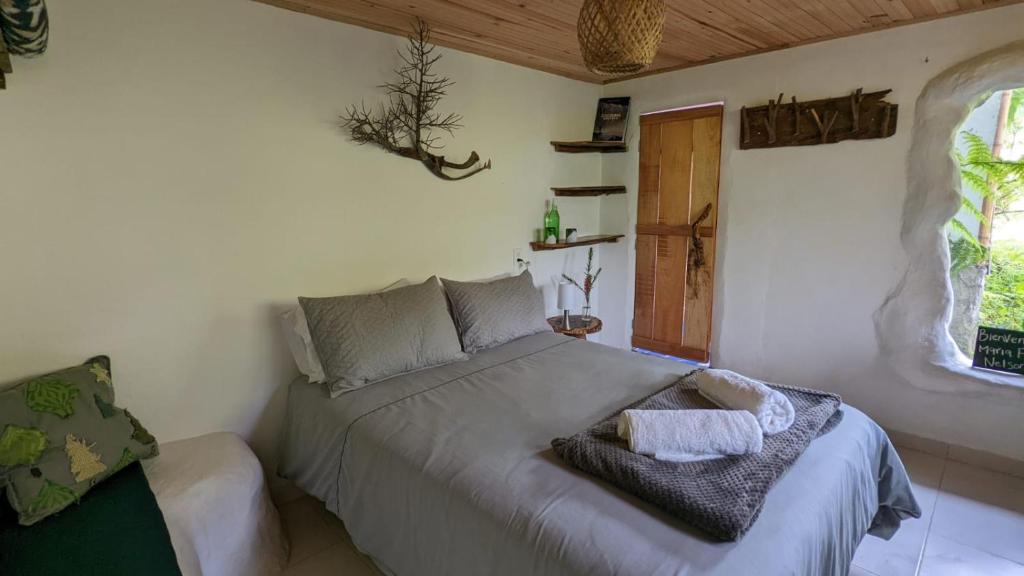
[280,445,1024,576]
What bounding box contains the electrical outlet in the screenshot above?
[512,248,524,273]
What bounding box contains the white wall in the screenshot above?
[0,0,609,491]
[600,5,1024,460]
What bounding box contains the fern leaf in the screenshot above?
[949,219,981,246]
[960,170,991,198]
[1009,88,1024,128]
[961,132,994,164]
[998,160,1024,181]
[947,234,988,274]
[959,196,988,224]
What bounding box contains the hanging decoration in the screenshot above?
[0,0,50,90]
[577,0,666,76]
[0,0,48,56]
[0,31,10,90]
[687,203,713,299]
[341,18,491,181]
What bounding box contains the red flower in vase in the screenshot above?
[562,247,602,308]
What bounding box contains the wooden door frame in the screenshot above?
[631,103,724,363]
[638,103,725,126]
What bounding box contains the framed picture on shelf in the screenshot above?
[592,97,631,142]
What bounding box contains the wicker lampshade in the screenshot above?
[577,0,666,76]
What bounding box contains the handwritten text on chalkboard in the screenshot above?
[972,326,1024,376]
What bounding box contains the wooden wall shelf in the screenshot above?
[550,141,627,153]
[530,234,624,251]
[551,186,626,197]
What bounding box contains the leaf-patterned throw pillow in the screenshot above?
[0,356,159,525]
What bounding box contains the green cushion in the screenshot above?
[0,356,159,525]
[0,462,182,576]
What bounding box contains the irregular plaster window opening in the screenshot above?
[875,40,1024,396]
[947,88,1024,358]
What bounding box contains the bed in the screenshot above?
[278,332,918,576]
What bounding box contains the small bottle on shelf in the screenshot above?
[544,199,561,243]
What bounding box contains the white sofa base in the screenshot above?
[143,432,288,576]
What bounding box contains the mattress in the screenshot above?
[278,332,918,576]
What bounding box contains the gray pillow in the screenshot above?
[442,271,551,354]
[299,278,467,397]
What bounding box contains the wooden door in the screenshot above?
[632,105,723,363]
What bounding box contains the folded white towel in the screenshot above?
[694,369,796,435]
[616,409,763,462]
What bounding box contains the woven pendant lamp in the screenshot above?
[577,0,666,76]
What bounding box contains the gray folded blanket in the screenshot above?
[551,371,842,541]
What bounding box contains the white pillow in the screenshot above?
[280,305,325,383]
[280,279,410,383]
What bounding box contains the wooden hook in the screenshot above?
[741,106,750,144]
[850,88,865,133]
[810,109,838,143]
[763,93,783,144]
[791,96,801,137]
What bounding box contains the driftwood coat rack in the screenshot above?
[740,88,897,149]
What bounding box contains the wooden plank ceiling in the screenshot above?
[255,0,1023,83]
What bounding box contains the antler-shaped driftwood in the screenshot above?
[687,202,714,299]
[689,203,713,271]
[341,19,491,181]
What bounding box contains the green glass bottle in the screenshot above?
[544,199,561,242]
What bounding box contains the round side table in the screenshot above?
[547,315,602,340]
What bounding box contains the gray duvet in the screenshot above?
[279,333,920,576]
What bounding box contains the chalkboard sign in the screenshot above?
[972,326,1024,376]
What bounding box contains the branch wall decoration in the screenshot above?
[740,88,897,149]
[0,0,50,90]
[341,19,491,181]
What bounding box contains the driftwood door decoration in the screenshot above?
[0,0,50,90]
[342,19,491,181]
[740,88,897,149]
[688,202,713,283]
[633,104,723,363]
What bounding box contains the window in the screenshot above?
[876,41,1024,395]
[947,89,1024,358]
